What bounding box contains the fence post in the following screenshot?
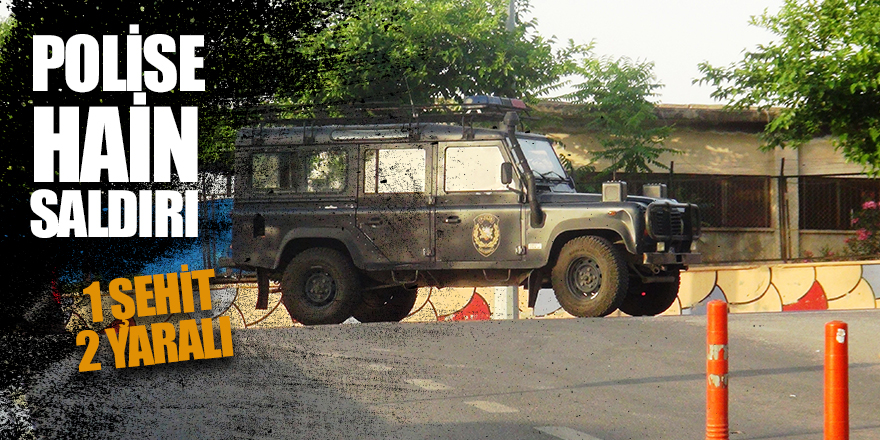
[825,321,849,440]
[778,158,790,262]
[706,300,729,440]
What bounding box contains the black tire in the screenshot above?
[280,248,362,325]
[619,270,681,316]
[352,286,418,323]
[551,236,628,317]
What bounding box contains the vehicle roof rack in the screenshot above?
[242,95,531,129]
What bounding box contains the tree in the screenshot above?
[558,152,598,192]
[0,16,12,54]
[0,0,350,331]
[559,55,678,177]
[295,0,587,105]
[697,0,880,172]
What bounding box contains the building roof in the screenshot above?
[534,101,780,133]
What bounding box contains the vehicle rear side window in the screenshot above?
[444,145,507,192]
[363,148,426,193]
[251,150,347,193]
[252,153,284,190]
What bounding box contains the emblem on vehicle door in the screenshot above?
[473,213,500,257]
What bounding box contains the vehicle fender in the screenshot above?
[275,227,387,270]
[542,215,640,264]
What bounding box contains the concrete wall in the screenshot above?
[671,260,880,314]
[799,231,853,258]
[695,230,781,262]
[550,128,783,176]
[63,259,880,332]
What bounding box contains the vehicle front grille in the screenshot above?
[647,202,700,240]
[651,209,683,236]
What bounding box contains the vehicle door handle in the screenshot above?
[443,216,461,224]
[365,217,382,227]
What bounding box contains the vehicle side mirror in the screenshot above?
[501,162,513,185]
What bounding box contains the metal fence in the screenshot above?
[578,171,880,263]
[196,173,234,271]
[587,172,880,231]
[190,170,880,266]
[797,174,880,230]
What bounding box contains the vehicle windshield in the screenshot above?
[518,138,568,181]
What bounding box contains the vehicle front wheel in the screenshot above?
[619,270,681,316]
[551,236,628,317]
[280,248,362,325]
[352,286,418,323]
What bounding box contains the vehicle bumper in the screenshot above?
[642,252,702,265]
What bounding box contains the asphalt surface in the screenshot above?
[26,310,880,440]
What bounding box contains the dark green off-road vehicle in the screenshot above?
[224,97,701,325]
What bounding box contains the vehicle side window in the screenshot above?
[252,153,285,190]
[299,151,347,193]
[364,148,426,193]
[444,145,508,192]
[251,150,347,193]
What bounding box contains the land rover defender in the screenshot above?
[224,97,701,325]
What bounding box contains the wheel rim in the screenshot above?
[303,268,336,306]
[566,257,602,299]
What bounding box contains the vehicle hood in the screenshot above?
[538,192,659,206]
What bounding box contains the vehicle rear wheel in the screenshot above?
[352,286,418,323]
[280,248,361,325]
[619,270,681,316]
[551,236,628,317]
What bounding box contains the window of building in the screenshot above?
[251,150,347,193]
[799,176,880,230]
[364,148,426,193]
[611,173,772,228]
[673,175,771,228]
[444,146,508,192]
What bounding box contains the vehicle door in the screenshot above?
[240,147,354,269]
[356,143,433,264]
[434,141,523,262]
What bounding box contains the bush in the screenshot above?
[845,201,880,256]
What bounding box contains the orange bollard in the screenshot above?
[824,321,849,440]
[706,300,729,440]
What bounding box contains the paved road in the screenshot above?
[28,310,880,439]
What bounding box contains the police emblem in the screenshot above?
[472,214,500,257]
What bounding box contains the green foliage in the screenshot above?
[0,0,349,331]
[560,56,678,176]
[0,16,13,56]
[697,0,880,173]
[295,0,589,105]
[558,152,598,192]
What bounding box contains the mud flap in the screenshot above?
[256,268,269,310]
[527,271,541,308]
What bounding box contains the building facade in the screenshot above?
[533,102,875,264]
